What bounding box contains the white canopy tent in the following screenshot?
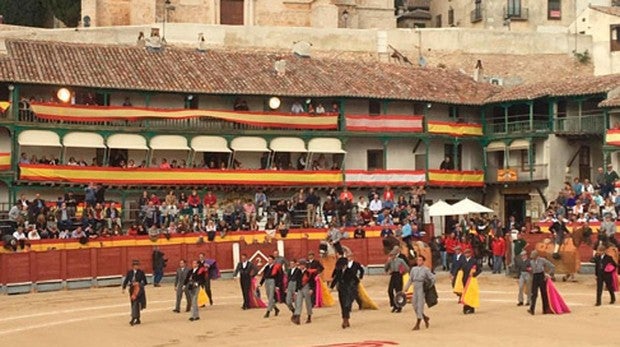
[451,198,494,215]
[428,200,458,217]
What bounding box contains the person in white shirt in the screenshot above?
[27,228,41,240]
[291,101,304,114]
[58,229,70,239]
[13,227,27,240]
[369,194,383,215]
[357,196,368,213]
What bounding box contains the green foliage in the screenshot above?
[574,50,591,65]
[0,0,80,28]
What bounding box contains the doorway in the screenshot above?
[504,194,529,225]
[579,146,590,180]
[220,0,244,25]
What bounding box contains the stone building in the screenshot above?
[80,0,396,29]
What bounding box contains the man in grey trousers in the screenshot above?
[292,259,315,325]
[514,251,532,306]
[286,259,299,312]
[173,259,191,313]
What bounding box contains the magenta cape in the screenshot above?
[546,279,570,314]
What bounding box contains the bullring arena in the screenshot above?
[2,272,617,347]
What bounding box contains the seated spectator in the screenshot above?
[59,228,70,239]
[315,103,325,114]
[105,202,122,229]
[277,220,289,238]
[369,194,383,215]
[159,158,171,169]
[380,227,394,238]
[56,202,72,231]
[291,101,304,114]
[205,219,217,241]
[353,224,366,239]
[13,227,27,241]
[67,157,78,166]
[71,226,87,239]
[322,195,337,223]
[27,226,40,240]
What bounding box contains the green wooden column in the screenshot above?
[504,105,509,133]
[528,139,534,181]
[548,99,555,131]
[528,101,534,131]
[382,138,389,170]
[9,85,19,120]
[424,138,430,182]
[453,138,460,170]
[339,98,346,132]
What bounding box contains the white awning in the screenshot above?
[485,141,506,152]
[269,137,307,152]
[191,136,231,153]
[509,139,529,151]
[107,134,148,150]
[63,132,106,148]
[149,135,190,151]
[18,130,61,147]
[230,137,269,152]
[307,138,346,154]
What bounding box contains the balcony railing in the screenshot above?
[427,170,484,187]
[16,103,340,132]
[486,164,548,183]
[503,6,528,20]
[554,114,605,134]
[470,8,483,23]
[487,115,550,135]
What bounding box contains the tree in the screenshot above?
[47,0,81,27]
[0,0,54,28]
[0,0,80,28]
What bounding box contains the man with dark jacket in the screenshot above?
[292,259,316,325]
[184,260,206,321]
[233,254,257,310]
[173,259,191,313]
[594,245,617,306]
[152,247,166,287]
[122,260,148,326]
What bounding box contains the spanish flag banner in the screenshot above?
[19,164,343,186]
[29,103,338,130]
[346,115,423,132]
[427,121,483,137]
[0,153,10,170]
[606,129,620,146]
[427,170,484,187]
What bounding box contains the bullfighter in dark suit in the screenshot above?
[122,259,148,326]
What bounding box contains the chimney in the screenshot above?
[473,59,483,82]
[274,57,287,77]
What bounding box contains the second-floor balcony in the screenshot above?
[486,164,548,183]
[471,8,483,23]
[554,113,605,135]
[487,114,550,136]
[15,102,340,132]
[427,120,483,137]
[503,6,528,21]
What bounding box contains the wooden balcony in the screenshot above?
[485,164,549,183]
[427,170,484,187]
[345,170,425,187]
[427,120,482,137]
[345,114,423,133]
[554,114,605,135]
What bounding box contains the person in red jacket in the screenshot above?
[444,232,459,271]
[187,190,202,216]
[203,190,217,208]
[491,235,506,274]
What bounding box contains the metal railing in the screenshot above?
[554,113,605,134]
[503,6,528,20]
[486,164,548,183]
[470,8,483,23]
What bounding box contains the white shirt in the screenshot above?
[13,231,27,240]
[347,261,353,269]
[369,199,383,213]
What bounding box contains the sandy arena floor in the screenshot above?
[1,272,617,347]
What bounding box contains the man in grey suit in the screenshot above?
[173,259,191,313]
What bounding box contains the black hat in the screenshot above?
[394,291,407,308]
[132,259,140,266]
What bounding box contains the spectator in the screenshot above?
[315,103,325,114]
[291,101,304,114]
[439,156,454,170]
[353,224,366,239]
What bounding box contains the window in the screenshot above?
[369,100,381,115]
[448,8,454,26]
[367,150,384,170]
[506,0,521,17]
[548,0,561,20]
[520,143,536,171]
[611,25,620,52]
[435,14,442,28]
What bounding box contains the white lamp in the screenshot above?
[57,88,71,103]
[268,97,281,110]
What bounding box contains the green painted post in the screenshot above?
[9,85,19,120]
[382,139,389,170]
[528,101,534,131]
[528,139,534,181]
[339,99,346,132]
[504,105,509,133]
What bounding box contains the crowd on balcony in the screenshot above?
[18,152,341,172]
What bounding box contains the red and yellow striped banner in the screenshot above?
[427,121,483,137]
[29,103,338,130]
[19,165,343,186]
[0,101,9,112]
[427,169,484,187]
[0,153,10,170]
[346,115,423,132]
[606,129,620,146]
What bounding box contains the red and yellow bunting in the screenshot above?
[427,121,483,137]
[606,129,620,146]
[427,170,484,187]
[0,153,10,170]
[346,115,423,132]
[0,101,10,112]
[19,165,343,186]
[345,170,425,186]
[29,103,338,130]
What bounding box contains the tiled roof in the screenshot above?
[589,5,620,17]
[485,74,620,103]
[0,40,499,105]
[599,95,620,107]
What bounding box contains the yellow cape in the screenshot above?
[197,287,208,307]
[461,276,480,308]
[358,283,379,310]
[320,279,335,307]
[453,270,464,295]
